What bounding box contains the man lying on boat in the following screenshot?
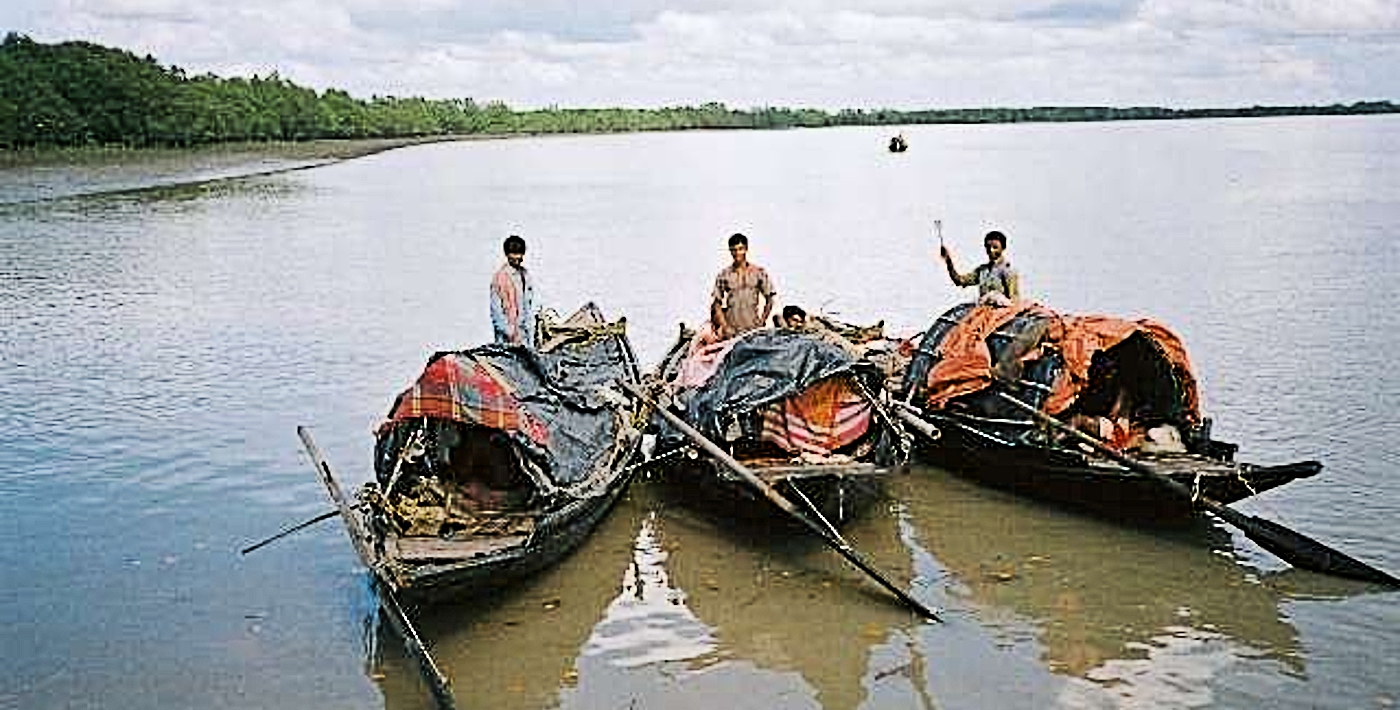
[779,305,861,355]
[1059,349,1189,454]
[780,305,913,394]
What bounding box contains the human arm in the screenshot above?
[711,274,730,339]
[940,246,976,287]
[711,299,728,338]
[1004,268,1020,301]
[758,269,775,329]
[490,279,512,342]
[520,270,537,347]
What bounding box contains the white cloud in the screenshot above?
[4,0,1398,108]
[1142,0,1400,35]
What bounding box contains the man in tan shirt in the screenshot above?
[711,232,776,340]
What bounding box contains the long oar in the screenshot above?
[297,426,458,710]
[994,392,1400,587]
[373,582,457,710]
[241,509,341,555]
[622,382,941,620]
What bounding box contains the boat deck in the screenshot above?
[386,533,530,562]
[740,458,896,482]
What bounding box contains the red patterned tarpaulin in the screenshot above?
[379,353,551,446]
[759,377,872,456]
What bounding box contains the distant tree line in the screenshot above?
[2,33,1397,149]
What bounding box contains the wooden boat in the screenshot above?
[896,302,1322,524]
[303,303,647,603]
[646,323,911,528]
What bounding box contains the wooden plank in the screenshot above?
[751,463,886,480]
[387,534,528,561]
[1085,454,1243,478]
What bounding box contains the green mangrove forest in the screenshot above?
[2,32,1397,150]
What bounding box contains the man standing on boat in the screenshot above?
[940,230,1019,306]
[711,232,776,340]
[490,235,536,346]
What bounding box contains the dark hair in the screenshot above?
[782,305,806,321]
[503,235,526,255]
[728,232,748,248]
[983,230,1007,248]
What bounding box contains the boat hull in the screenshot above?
[312,303,648,607]
[918,423,1322,525]
[654,456,893,530]
[380,470,638,603]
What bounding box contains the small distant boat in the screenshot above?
[646,323,910,528]
[896,302,1322,524]
[888,134,908,153]
[303,303,647,603]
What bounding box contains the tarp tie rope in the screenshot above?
[1235,467,1261,499]
[1234,465,1285,523]
[384,423,427,498]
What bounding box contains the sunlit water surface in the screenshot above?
[2,117,1397,710]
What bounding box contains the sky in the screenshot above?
[4,0,1399,110]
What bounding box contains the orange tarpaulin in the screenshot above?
[921,303,1200,423]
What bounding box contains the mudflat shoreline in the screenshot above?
[0,136,493,204]
[0,135,475,169]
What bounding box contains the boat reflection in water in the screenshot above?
[628,499,919,709]
[891,467,1376,707]
[628,479,1098,709]
[363,465,1366,710]
[368,484,650,710]
[362,477,1060,709]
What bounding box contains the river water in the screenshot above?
[2,117,1397,710]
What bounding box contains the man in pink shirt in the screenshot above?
[490,235,535,345]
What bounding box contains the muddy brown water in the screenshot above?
[2,118,1397,709]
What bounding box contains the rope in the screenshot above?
[1233,462,1286,523]
[1235,466,1261,499]
[383,423,427,498]
[536,318,628,352]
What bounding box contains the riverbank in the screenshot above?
[0,136,478,205]
[0,135,468,169]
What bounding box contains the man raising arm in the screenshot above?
[940,229,1019,305]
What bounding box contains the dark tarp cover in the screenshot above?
[662,329,863,447]
[376,326,637,489]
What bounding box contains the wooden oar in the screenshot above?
[890,401,942,444]
[621,382,941,621]
[297,427,458,709]
[241,509,340,555]
[372,582,457,710]
[993,392,1400,587]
